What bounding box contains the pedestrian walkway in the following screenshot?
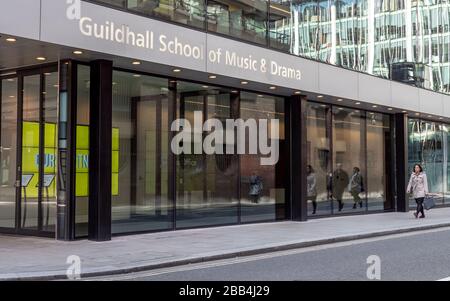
[1,208,450,280]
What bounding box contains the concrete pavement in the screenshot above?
[1,208,450,280]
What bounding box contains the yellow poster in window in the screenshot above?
[21,122,119,198]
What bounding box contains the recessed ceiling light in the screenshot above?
[320,105,327,107]
[53,84,59,88]
[415,113,420,115]
[427,115,432,117]
[133,74,141,78]
[317,95,323,98]
[132,61,141,65]
[355,102,361,105]
[202,85,209,88]
[173,68,181,73]
[372,105,377,108]
[294,91,301,95]
[241,81,248,85]
[355,110,360,113]
[338,107,344,110]
[402,110,407,113]
[6,79,14,82]
[337,98,343,102]
[36,57,46,61]
[73,50,83,55]
[439,117,444,120]
[9,95,14,98]
[6,37,16,42]
[169,80,177,83]
[44,73,52,76]
[208,75,217,79]
[231,90,238,93]
[269,86,276,90]
[258,95,263,97]
[387,108,393,111]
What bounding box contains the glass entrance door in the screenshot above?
[0,76,18,229]
[18,67,58,234]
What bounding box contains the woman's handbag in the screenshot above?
[424,195,436,210]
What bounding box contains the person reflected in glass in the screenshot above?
[349,167,364,209]
[249,170,263,204]
[407,164,428,219]
[306,165,318,214]
[332,163,348,211]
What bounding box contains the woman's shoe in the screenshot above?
[419,215,425,218]
[413,212,418,218]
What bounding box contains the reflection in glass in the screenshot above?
[0,78,17,228]
[75,65,91,237]
[176,82,239,228]
[89,0,450,94]
[366,112,392,211]
[111,71,171,234]
[42,72,59,232]
[269,0,292,51]
[21,75,41,230]
[207,0,268,45]
[239,92,285,223]
[332,107,366,214]
[128,0,205,29]
[306,103,331,216]
[408,118,444,208]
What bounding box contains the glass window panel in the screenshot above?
[306,102,331,216]
[111,71,171,234]
[75,65,91,237]
[332,106,366,213]
[21,75,41,230]
[0,78,17,228]
[408,119,445,208]
[175,82,238,228]
[127,0,206,29]
[269,0,292,51]
[207,0,268,45]
[239,92,285,223]
[366,112,392,211]
[42,72,59,232]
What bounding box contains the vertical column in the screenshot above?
[290,95,307,221]
[89,60,113,241]
[56,61,77,241]
[394,113,409,212]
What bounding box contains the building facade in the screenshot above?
[0,0,449,240]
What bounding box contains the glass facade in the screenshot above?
[175,81,239,228]
[408,118,450,208]
[111,71,171,234]
[0,77,17,228]
[306,102,392,216]
[239,92,286,222]
[106,70,288,233]
[75,65,91,237]
[3,60,450,239]
[90,0,450,95]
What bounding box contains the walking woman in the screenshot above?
[407,164,429,218]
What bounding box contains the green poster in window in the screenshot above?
[21,122,119,198]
